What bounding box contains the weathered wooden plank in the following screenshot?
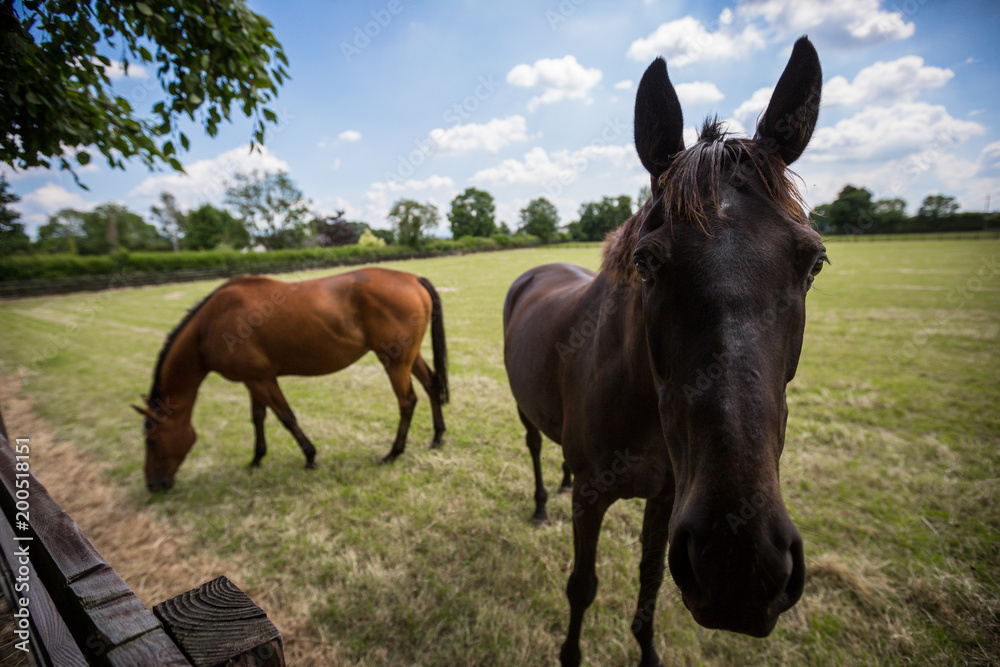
[154,576,285,667]
[0,509,88,666]
[0,432,190,665]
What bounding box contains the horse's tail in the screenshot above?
[418,277,450,405]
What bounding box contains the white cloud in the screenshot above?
[15,183,95,230]
[338,130,362,142]
[128,144,290,210]
[428,116,529,154]
[675,82,725,105]
[738,0,914,44]
[507,56,602,111]
[97,58,149,80]
[614,79,634,91]
[471,143,635,187]
[362,175,457,225]
[978,141,1000,178]
[472,147,576,186]
[824,56,953,107]
[626,16,766,66]
[807,102,986,162]
[733,87,774,124]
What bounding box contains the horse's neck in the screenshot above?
[589,275,651,378]
[158,320,208,417]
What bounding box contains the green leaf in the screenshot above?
[262,108,277,123]
[163,141,174,156]
[180,133,189,150]
[136,3,153,16]
[76,151,91,165]
[25,91,41,105]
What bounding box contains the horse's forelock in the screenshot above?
[601,121,808,287]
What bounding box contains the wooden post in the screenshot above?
[0,430,189,665]
[154,576,284,667]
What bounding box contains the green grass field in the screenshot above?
[1,239,997,665]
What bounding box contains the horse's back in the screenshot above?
[199,269,429,380]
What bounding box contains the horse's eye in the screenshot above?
[634,260,653,283]
[806,254,827,289]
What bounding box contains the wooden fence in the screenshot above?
[0,410,283,666]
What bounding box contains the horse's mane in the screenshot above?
[602,118,808,286]
[147,280,230,409]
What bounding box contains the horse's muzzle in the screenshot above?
[667,509,805,636]
[146,476,175,492]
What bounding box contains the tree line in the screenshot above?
[810,186,997,236]
[0,172,646,258]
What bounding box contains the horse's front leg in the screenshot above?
[560,481,609,667]
[632,494,672,667]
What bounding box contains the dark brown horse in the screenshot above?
[503,38,826,665]
[134,267,448,491]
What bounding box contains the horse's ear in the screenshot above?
[755,36,822,166]
[132,404,154,418]
[634,57,684,195]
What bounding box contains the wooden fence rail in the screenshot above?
[0,411,283,666]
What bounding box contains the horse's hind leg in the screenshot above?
[560,460,573,493]
[247,379,317,469]
[381,364,418,464]
[248,391,267,469]
[519,408,548,524]
[412,354,445,448]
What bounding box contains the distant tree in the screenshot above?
[358,228,386,248]
[519,197,560,241]
[824,185,876,235]
[498,221,512,236]
[570,195,633,241]
[918,195,959,222]
[388,199,438,247]
[0,176,31,256]
[873,198,907,233]
[637,184,652,206]
[313,211,366,247]
[79,204,166,254]
[150,192,188,251]
[186,203,249,250]
[224,171,311,250]
[370,228,395,245]
[448,187,496,238]
[0,0,288,180]
[36,209,83,254]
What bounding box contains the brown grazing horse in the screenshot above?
[503,38,826,665]
[134,267,448,492]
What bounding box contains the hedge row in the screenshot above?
[0,234,542,283]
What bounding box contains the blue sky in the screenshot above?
[5,0,1000,237]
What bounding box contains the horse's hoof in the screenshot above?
[429,440,444,450]
[247,461,261,471]
[558,485,572,494]
[379,453,399,465]
[531,514,549,526]
[305,461,317,470]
